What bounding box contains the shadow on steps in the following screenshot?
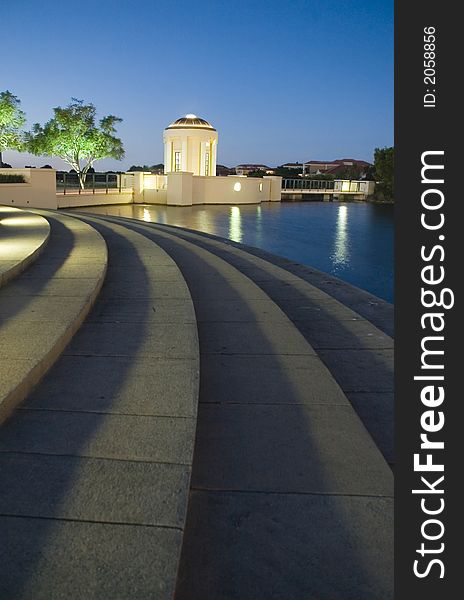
[102,218,393,600]
[152,223,394,467]
[0,221,172,599]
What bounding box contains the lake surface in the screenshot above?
[80,202,394,302]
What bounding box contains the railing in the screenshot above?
[282,179,335,191]
[333,180,371,193]
[56,172,132,195]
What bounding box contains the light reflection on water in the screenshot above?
[79,202,394,302]
[229,206,243,243]
[331,204,350,269]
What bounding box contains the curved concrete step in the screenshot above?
[0,206,50,288]
[0,215,199,599]
[164,224,395,463]
[166,224,395,338]
[80,214,393,599]
[105,215,394,465]
[0,209,107,424]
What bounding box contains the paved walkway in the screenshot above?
[85,214,394,600]
[0,210,106,424]
[135,220,394,465]
[0,206,50,288]
[0,208,393,599]
[0,213,199,599]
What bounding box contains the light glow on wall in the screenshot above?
[233,182,241,192]
[143,175,158,190]
[341,180,351,192]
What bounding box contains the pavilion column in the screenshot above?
[181,139,188,171]
[198,142,203,176]
[212,140,218,177]
[164,141,172,173]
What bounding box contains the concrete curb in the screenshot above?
[91,214,392,467]
[83,215,393,598]
[0,206,51,289]
[139,220,394,337]
[0,209,108,425]
[60,211,200,597]
[89,213,394,464]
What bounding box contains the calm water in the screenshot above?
[81,202,394,302]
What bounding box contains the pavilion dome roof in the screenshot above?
[166,114,216,131]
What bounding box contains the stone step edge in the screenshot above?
[64,211,201,594]
[104,213,393,344]
[89,214,394,468]
[0,206,51,289]
[86,213,365,412]
[60,211,200,506]
[138,218,395,465]
[0,211,108,425]
[94,212,393,336]
[71,214,394,534]
[142,218,394,336]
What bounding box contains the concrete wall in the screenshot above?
[0,167,281,209]
[193,176,259,205]
[0,168,57,209]
[191,175,282,205]
[126,172,167,204]
[142,189,167,204]
[57,192,133,208]
[263,176,283,201]
[167,172,194,206]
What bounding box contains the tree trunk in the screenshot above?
[0,150,3,168]
[78,171,86,190]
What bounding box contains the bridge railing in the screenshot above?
[282,179,335,191]
[333,180,374,194]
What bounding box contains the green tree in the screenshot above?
[337,164,363,180]
[25,98,124,189]
[274,166,303,178]
[0,90,26,167]
[374,146,394,200]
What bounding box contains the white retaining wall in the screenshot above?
[0,168,282,209]
[0,168,57,209]
[57,192,133,208]
[167,173,282,206]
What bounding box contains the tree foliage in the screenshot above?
[274,166,303,178]
[374,146,394,200]
[0,90,26,166]
[336,164,364,180]
[25,98,124,188]
[128,163,164,173]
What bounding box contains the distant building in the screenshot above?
[280,162,304,171]
[235,164,275,176]
[216,164,234,176]
[304,160,339,175]
[304,158,371,176]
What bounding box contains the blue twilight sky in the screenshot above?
[2,0,393,171]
